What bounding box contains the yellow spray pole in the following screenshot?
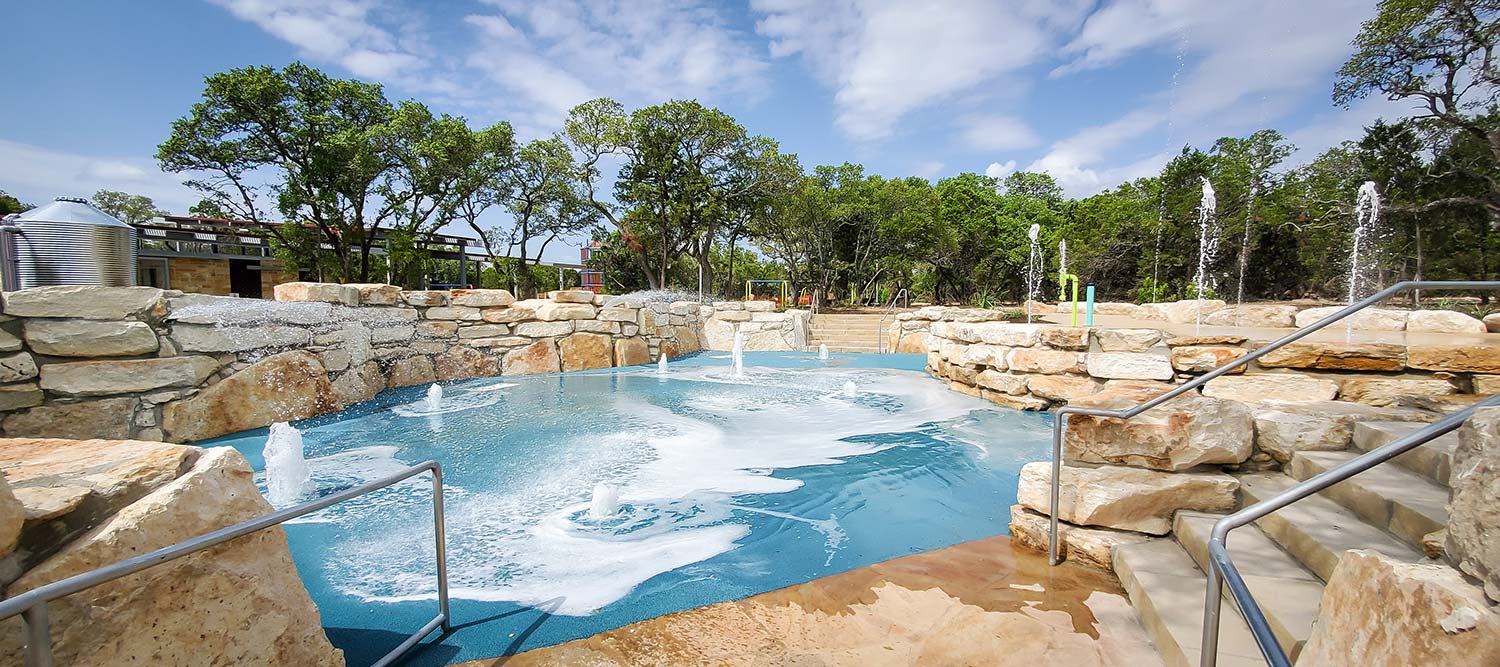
[1058,269,1080,326]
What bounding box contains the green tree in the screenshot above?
[1,191,33,216]
[91,190,166,223]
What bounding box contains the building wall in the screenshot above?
[168,258,231,296]
[259,265,298,297]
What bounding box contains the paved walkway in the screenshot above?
[452,536,1163,667]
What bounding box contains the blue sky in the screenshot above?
[0,1,1414,261]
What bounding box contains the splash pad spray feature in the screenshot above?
[1193,177,1220,330]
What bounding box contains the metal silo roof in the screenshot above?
[15,197,133,228]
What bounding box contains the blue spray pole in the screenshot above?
[1085,283,1096,326]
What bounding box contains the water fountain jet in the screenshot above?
[1349,181,1382,306]
[1025,224,1042,324]
[1193,177,1221,330]
[425,383,443,411]
[264,422,312,506]
[731,330,745,377]
[657,353,668,374]
[818,344,829,360]
[588,484,620,520]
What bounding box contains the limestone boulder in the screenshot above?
[3,397,136,440]
[1169,346,1247,373]
[0,477,21,559]
[423,306,482,321]
[547,290,595,304]
[1007,348,1082,374]
[1253,400,1434,464]
[435,346,499,381]
[161,351,335,443]
[23,320,158,357]
[1486,313,1500,333]
[1201,304,1299,328]
[1407,344,1500,373]
[1476,375,1500,395]
[1136,299,1226,324]
[3,286,165,320]
[975,370,1028,395]
[415,320,459,338]
[701,318,735,351]
[1294,306,1407,331]
[1064,387,1253,471]
[0,353,37,383]
[339,283,398,306]
[401,290,449,307]
[0,384,42,412]
[272,282,358,306]
[743,300,775,312]
[457,324,510,339]
[1016,461,1238,534]
[1040,327,1089,350]
[0,330,18,353]
[1095,329,1161,353]
[451,288,515,307]
[971,323,1040,347]
[1408,309,1487,334]
[331,362,385,408]
[38,356,219,397]
[1450,407,1500,602]
[1007,505,1154,570]
[533,301,597,321]
[955,344,1010,369]
[1,447,344,667]
[1026,375,1101,402]
[1203,374,1339,403]
[171,324,310,353]
[614,337,650,366]
[481,305,533,323]
[1085,352,1174,380]
[1339,377,1457,406]
[1164,333,1246,346]
[386,356,435,388]
[980,390,1050,411]
[503,339,561,375]
[1296,550,1500,666]
[1256,341,1404,371]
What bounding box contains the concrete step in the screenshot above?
[1173,512,1322,660]
[1350,421,1456,486]
[1237,473,1425,581]
[1287,450,1449,549]
[819,345,881,353]
[809,331,883,339]
[1114,540,1277,667]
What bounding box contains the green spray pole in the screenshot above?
[1058,269,1080,327]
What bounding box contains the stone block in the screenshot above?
[386,356,435,387]
[0,353,37,383]
[402,290,449,307]
[370,325,414,344]
[39,357,218,397]
[1007,348,1082,374]
[1095,328,1161,353]
[161,351,334,442]
[1203,374,1338,403]
[1039,327,1089,350]
[1253,400,1433,463]
[1256,341,1405,371]
[599,307,639,322]
[415,320,459,339]
[972,323,1040,346]
[1201,304,1299,328]
[1008,504,1154,570]
[24,320,159,357]
[1294,306,1407,331]
[1449,407,1500,601]
[559,333,612,372]
[1136,299,1226,324]
[272,282,358,306]
[346,283,402,306]
[0,383,43,411]
[331,362,385,408]
[533,302,597,321]
[423,306,482,321]
[1339,377,1457,406]
[3,286,165,320]
[955,344,1009,369]
[434,347,499,381]
[981,390,1050,410]
[450,289,515,307]
[171,325,310,353]
[1407,344,1500,373]
[3,397,136,440]
[1026,375,1101,402]
[514,321,573,338]
[503,339,561,375]
[712,311,751,322]
[547,290,595,304]
[1169,346,1247,373]
[458,324,510,339]
[614,337,650,366]
[1064,386,1253,471]
[975,370,1027,395]
[1407,310,1487,334]
[1085,352,1174,380]
[743,300,775,312]
[1016,461,1238,534]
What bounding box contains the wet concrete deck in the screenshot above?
[451,536,1163,667]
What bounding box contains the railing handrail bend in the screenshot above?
[877,288,909,353]
[2,460,452,667]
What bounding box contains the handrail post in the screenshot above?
[432,465,451,632]
[21,604,50,667]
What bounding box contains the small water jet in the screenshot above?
[731,330,745,377]
[263,422,312,506]
[818,344,829,360]
[841,381,858,397]
[425,383,443,411]
[588,483,620,520]
[1193,177,1220,330]
[1349,181,1382,305]
[1025,223,1042,324]
[657,353,669,374]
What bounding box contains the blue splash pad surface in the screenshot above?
[206,351,1052,666]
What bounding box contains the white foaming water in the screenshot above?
[318,365,993,616]
[468,382,518,393]
[1026,223,1042,323]
[1349,181,1382,306]
[263,422,312,507]
[425,384,443,411]
[1194,177,1220,330]
[841,380,858,397]
[390,388,502,417]
[657,353,668,374]
[818,344,829,360]
[588,484,620,519]
[730,331,745,376]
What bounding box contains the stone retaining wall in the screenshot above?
[0,284,812,444]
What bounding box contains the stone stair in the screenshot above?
[1115,420,1449,667]
[809,313,889,353]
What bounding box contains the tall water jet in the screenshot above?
[1193,177,1221,329]
[588,483,620,520]
[1349,181,1382,305]
[1058,238,1068,281]
[1025,224,1042,323]
[425,383,443,411]
[263,422,311,506]
[731,330,745,377]
[818,343,829,360]
[1235,181,1259,323]
[657,353,669,374]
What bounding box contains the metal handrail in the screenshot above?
[877,288,909,353]
[1200,394,1500,667]
[1,460,451,667]
[1046,280,1500,566]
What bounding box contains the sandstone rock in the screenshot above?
[712,310,752,322]
[891,330,929,353]
[533,301,597,321]
[515,320,573,337]
[559,333,613,372]
[435,347,499,381]
[331,362,385,408]
[457,324,510,339]
[1408,309,1487,334]
[1296,550,1500,666]
[0,438,195,526]
[975,370,1028,395]
[481,305,534,323]
[1040,327,1089,350]
[1016,462,1238,534]
[503,339,561,375]
[1450,407,1500,602]
[0,384,42,411]
[0,353,37,383]
[370,325,415,344]
[342,283,401,306]
[0,330,18,353]
[451,288,515,307]
[1064,387,1253,471]
[171,324,310,352]
[1169,346,1247,373]
[1340,377,1457,406]
[3,286,165,320]
[1136,299,1226,324]
[161,351,334,442]
[1007,505,1154,570]
[981,390,1050,411]
[668,301,700,316]
[318,349,350,373]
[1057,302,1141,316]
[402,290,449,307]
[701,318,735,351]
[1095,329,1161,352]
[23,320,158,357]
[1407,344,1500,373]
[1026,375,1101,402]
[1203,374,1339,403]
[3,397,136,440]
[743,300,775,312]
[1253,400,1434,463]
[168,296,338,326]
[614,337,650,366]
[1201,304,1299,328]
[386,356,435,387]
[599,307,639,323]
[1256,341,1405,371]
[423,306,482,321]
[972,323,1041,346]
[547,290,595,304]
[955,344,1010,369]
[0,477,20,559]
[1,447,344,667]
[12,485,90,522]
[272,281,358,306]
[1294,306,1407,331]
[1163,333,1247,346]
[1007,348,1082,374]
[1085,352,1174,380]
[415,320,459,338]
[39,356,218,397]
[1476,375,1500,395]
[1486,313,1500,333]
[573,320,620,334]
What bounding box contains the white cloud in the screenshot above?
[984,160,1017,179]
[0,139,198,213]
[914,160,945,179]
[207,0,429,81]
[752,0,1092,140]
[959,115,1040,151]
